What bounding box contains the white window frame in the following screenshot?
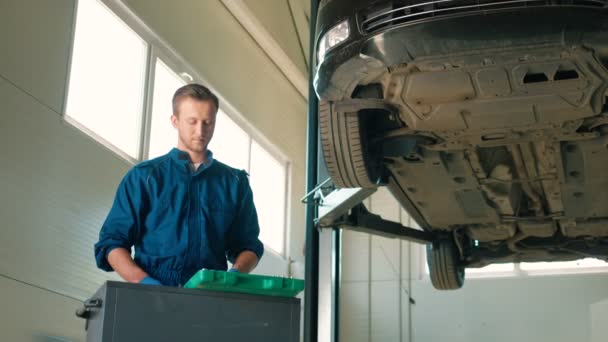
[141,45,192,160]
[63,0,291,258]
[63,0,153,164]
[246,136,291,256]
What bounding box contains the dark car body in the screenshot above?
[313,0,608,289]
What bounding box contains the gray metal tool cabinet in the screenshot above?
[77,281,301,342]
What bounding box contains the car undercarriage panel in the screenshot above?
[378,45,608,264]
[387,46,607,132]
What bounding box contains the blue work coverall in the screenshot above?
[94,148,264,286]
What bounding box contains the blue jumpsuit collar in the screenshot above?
[169,148,215,173]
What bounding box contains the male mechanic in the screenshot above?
[94,83,263,286]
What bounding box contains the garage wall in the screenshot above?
[340,187,422,342]
[340,188,608,342]
[591,297,608,342]
[411,273,608,342]
[0,0,308,341]
[0,277,85,342]
[0,1,115,340]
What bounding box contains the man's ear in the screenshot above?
[171,114,178,129]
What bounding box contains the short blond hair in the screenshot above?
[172,83,219,115]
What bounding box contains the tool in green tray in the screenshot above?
[184,269,305,297]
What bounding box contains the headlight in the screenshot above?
[317,20,350,62]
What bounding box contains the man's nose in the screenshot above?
[194,123,204,135]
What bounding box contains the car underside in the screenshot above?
[314,0,608,289]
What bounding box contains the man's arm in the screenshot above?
[225,171,264,271]
[107,247,149,283]
[95,169,151,282]
[231,250,259,273]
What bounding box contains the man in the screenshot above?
[94,83,263,286]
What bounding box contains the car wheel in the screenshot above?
[426,238,465,290]
[319,102,382,188]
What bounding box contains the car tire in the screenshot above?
[426,238,465,290]
[319,102,382,188]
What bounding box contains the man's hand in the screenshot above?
[107,247,150,283]
[231,250,259,273]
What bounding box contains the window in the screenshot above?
[209,116,289,255]
[65,0,147,159]
[66,0,289,257]
[147,58,186,159]
[423,253,607,278]
[209,111,250,171]
[462,259,608,278]
[467,263,515,275]
[423,257,516,277]
[250,141,287,255]
[520,258,608,272]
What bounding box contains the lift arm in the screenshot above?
[337,204,434,244]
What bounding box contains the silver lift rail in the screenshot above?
[301,179,435,244]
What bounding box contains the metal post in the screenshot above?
[304,0,320,341]
[333,228,341,342]
[317,228,334,341]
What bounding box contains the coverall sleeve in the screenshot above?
[226,171,264,264]
[94,169,146,271]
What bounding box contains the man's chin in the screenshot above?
[187,143,206,153]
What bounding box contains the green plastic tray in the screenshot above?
[183,269,305,297]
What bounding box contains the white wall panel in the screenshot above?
[0,276,85,342]
[401,209,425,282]
[412,273,608,342]
[341,230,370,282]
[371,281,401,342]
[0,0,75,113]
[591,297,608,342]
[339,282,370,342]
[371,236,401,282]
[340,187,407,341]
[400,279,413,342]
[369,188,402,282]
[0,77,126,300]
